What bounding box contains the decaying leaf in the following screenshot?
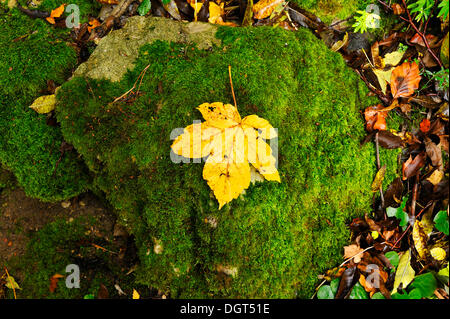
[5,275,21,290]
[49,273,64,293]
[402,152,426,180]
[253,0,284,19]
[331,32,349,52]
[335,266,358,299]
[171,102,280,209]
[430,247,446,261]
[392,250,415,294]
[364,105,387,132]
[424,137,443,169]
[343,244,364,263]
[87,18,101,33]
[29,94,56,114]
[412,220,430,261]
[377,130,404,149]
[390,62,422,99]
[371,46,405,94]
[371,164,386,192]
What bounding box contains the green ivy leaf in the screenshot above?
[330,278,340,295]
[137,0,152,16]
[371,292,386,299]
[409,273,437,298]
[387,197,409,227]
[434,210,449,235]
[349,282,368,299]
[385,251,400,269]
[317,285,334,299]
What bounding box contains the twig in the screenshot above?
[228,65,237,108]
[310,279,327,299]
[375,132,385,208]
[113,64,150,103]
[338,244,380,268]
[399,0,443,68]
[4,267,17,299]
[391,201,432,249]
[410,173,420,218]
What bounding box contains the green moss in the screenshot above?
[55,22,401,298]
[4,216,132,299]
[0,5,91,201]
[292,0,372,24]
[34,0,101,23]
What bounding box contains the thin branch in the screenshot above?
[228,65,237,108]
[400,0,443,68]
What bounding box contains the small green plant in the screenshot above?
[352,9,381,33]
[437,0,449,19]
[407,0,435,22]
[423,68,450,92]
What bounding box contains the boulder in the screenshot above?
[57,16,389,298]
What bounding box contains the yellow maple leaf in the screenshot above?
[171,102,280,209]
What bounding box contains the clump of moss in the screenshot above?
[0,4,91,201]
[56,19,400,298]
[5,216,134,299]
[293,0,373,24]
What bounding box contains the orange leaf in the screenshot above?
[390,62,421,99]
[419,118,431,133]
[45,17,56,24]
[49,273,64,293]
[45,4,65,24]
[253,0,284,19]
[50,4,65,18]
[87,18,101,33]
[392,3,404,15]
[364,105,388,132]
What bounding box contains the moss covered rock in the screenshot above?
[0,2,94,201]
[292,0,372,24]
[54,16,397,298]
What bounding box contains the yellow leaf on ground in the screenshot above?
[203,154,251,209]
[197,102,241,129]
[371,49,405,94]
[392,250,415,294]
[371,164,386,192]
[430,247,446,261]
[412,220,429,261]
[5,275,21,290]
[132,289,140,299]
[242,114,277,139]
[171,102,280,209]
[253,0,284,19]
[29,94,56,114]
[427,169,444,186]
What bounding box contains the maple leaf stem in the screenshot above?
[228,65,237,108]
